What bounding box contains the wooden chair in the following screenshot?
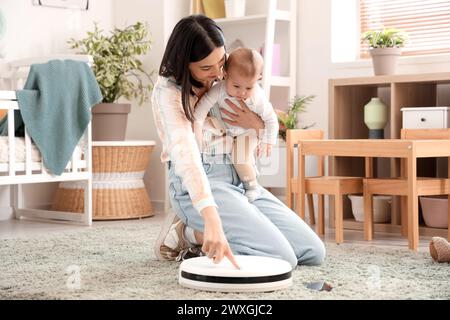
[363,128,450,250]
[286,129,363,243]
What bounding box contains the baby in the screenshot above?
[194,48,279,202]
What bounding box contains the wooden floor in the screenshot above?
[0,212,432,252]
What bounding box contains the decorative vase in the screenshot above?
[364,98,388,139]
[370,47,401,76]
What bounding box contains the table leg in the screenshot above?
[317,155,325,235]
[365,157,373,178]
[364,157,374,241]
[307,194,315,225]
[335,192,343,244]
[286,139,293,209]
[296,144,306,220]
[400,158,408,237]
[318,194,325,235]
[448,157,450,241]
[363,181,373,241]
[407,150,418,251]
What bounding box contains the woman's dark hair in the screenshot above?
[159,15,225,122]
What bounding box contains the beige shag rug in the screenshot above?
[0,219,448,300]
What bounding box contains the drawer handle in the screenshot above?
[421,118,427,122]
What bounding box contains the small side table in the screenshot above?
[52,140,156,220]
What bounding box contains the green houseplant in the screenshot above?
[361,28,408,75]
[69,22,153,140]
[276,95,315,141]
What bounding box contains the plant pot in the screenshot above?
[370,47,401,76]
[348,194,392,223]
[419,196,449,228]
[92,103,131,141]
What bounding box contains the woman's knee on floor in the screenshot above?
[274,245,298,269]
[298,240,326,266]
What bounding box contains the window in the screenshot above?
[332,0,359,62]
[360,0,450,57]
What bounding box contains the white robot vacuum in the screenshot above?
[179,255,293,292]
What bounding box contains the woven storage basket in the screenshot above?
[52,143,155,220]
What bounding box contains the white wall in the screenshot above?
[296,0,332,135]
[0,0,113,60]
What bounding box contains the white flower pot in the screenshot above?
[370,47,402,76]
[348,194,392,223]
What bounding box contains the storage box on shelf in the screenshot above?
[402,107,450,129]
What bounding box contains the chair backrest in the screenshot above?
[401,128,450,140]
[286,129,324,185]
[286,129,324,150]
[401,129,450,177]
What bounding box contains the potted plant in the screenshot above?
[68,22,153,141]
[276,95,315,142]
[361,28,408,76]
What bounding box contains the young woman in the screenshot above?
[151,15,325,269]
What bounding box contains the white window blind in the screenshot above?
[360,0,450,57]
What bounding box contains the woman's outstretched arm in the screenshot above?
[152,79,239,268]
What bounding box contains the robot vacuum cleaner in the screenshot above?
[179,255,293,292]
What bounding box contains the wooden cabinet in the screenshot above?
[329,72,450,237]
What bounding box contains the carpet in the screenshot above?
[0,220,448,300]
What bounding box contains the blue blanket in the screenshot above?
[0,60,102,175]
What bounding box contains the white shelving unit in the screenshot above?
[215,0,296,104]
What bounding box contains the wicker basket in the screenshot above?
[52,142,155,220]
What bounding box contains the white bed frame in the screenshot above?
[0,55,94,226]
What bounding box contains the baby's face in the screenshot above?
[224,69,260,101]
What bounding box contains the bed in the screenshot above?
[0,55,93,225]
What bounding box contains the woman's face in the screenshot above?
[189,47,226,85]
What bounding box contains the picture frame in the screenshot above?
[33,0,89,11]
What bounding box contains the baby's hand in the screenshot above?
[257,143,272,158]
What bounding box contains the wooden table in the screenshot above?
[297,139,450,250]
